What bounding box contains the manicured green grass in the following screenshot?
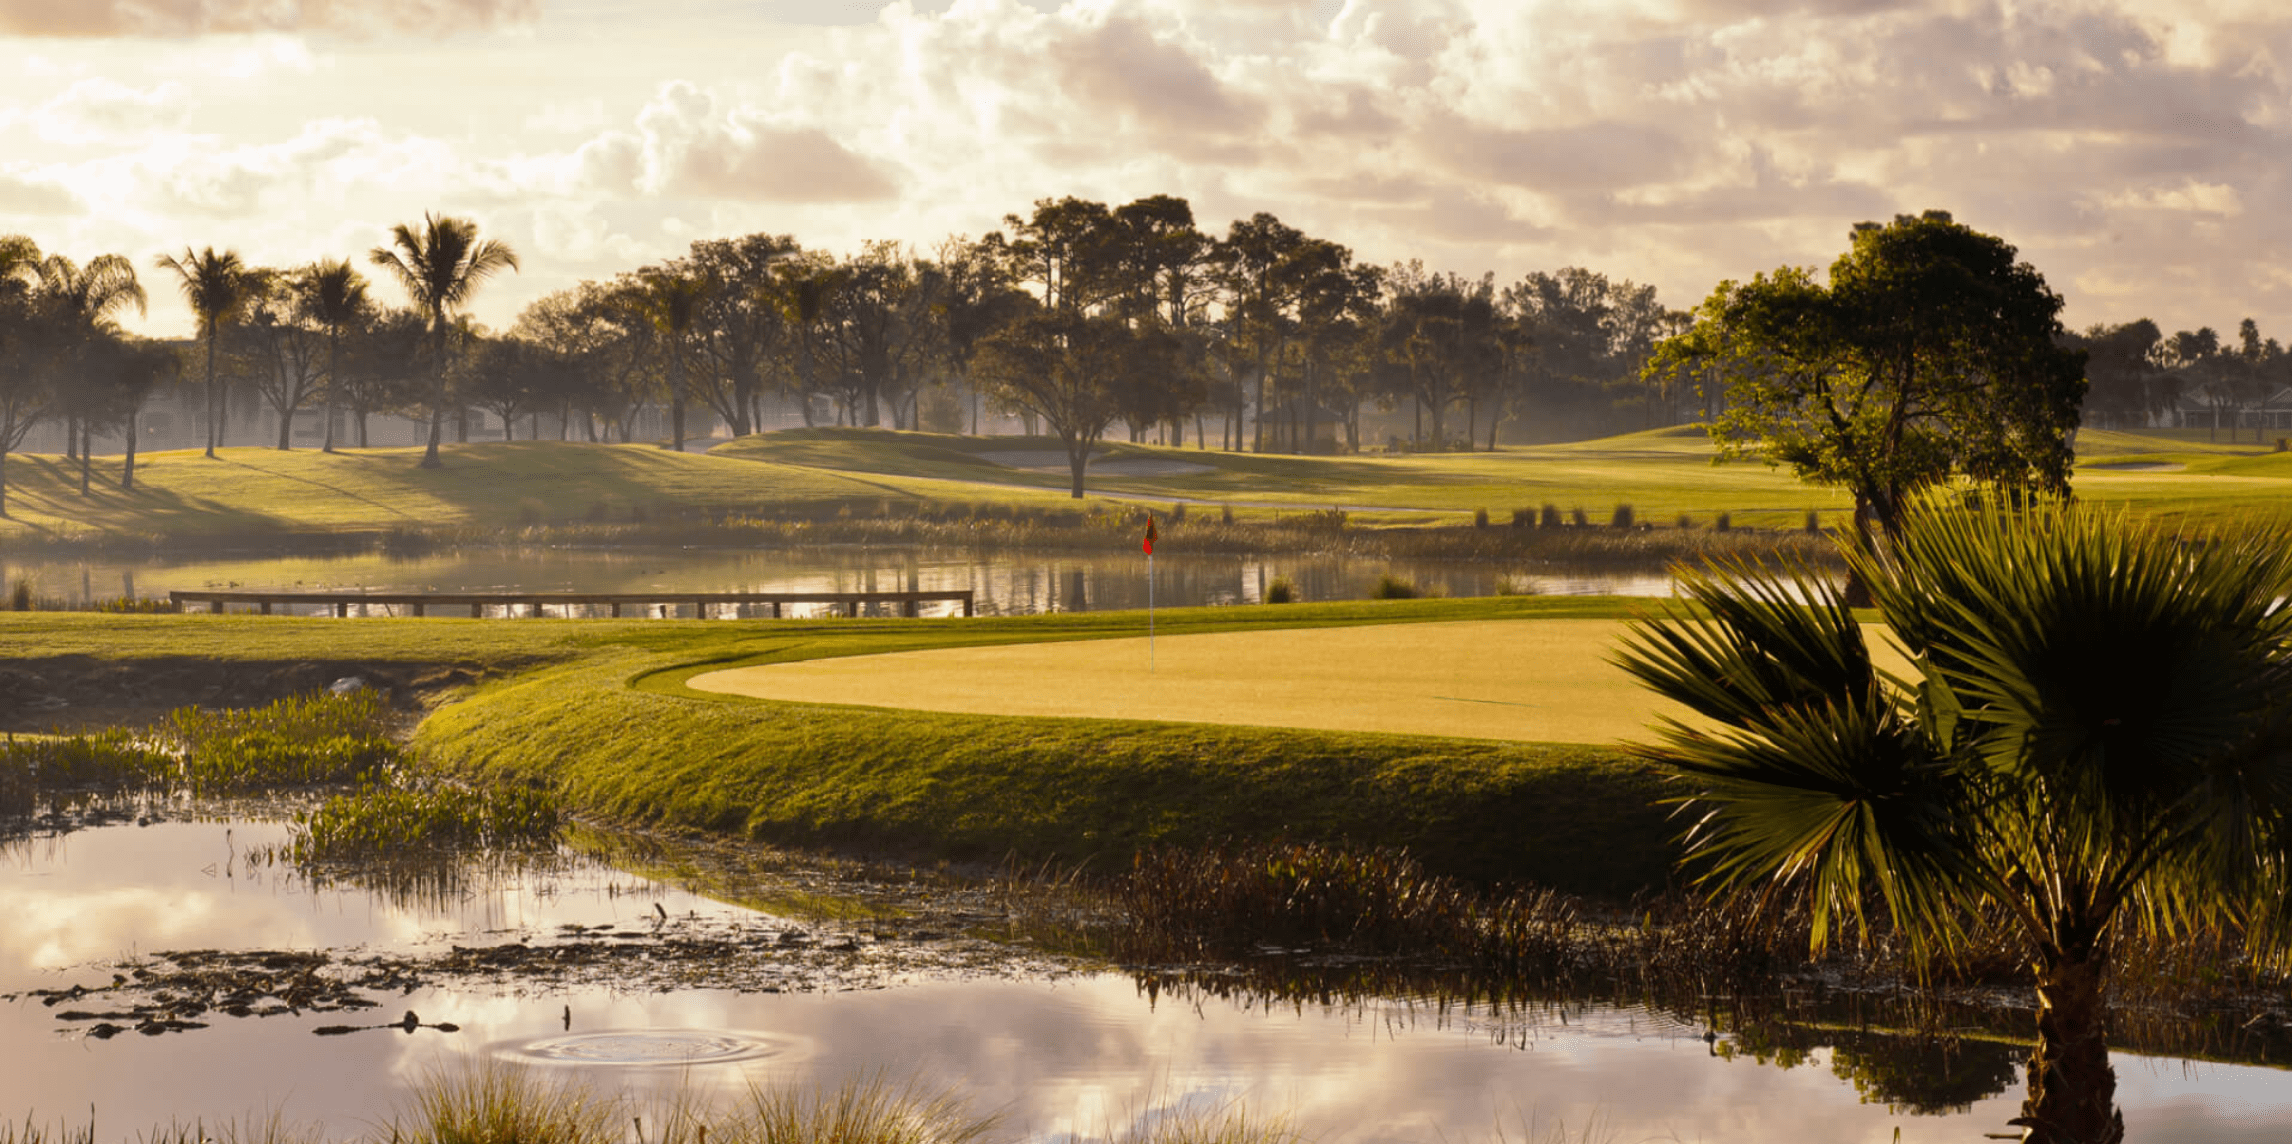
[12,425,2292,547]
[7,599,1685,897]
[0,440,1096,544]
[714,426,1855,528]
[688,619,1698,744]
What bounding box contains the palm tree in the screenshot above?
[0,234,45,517]
[32,252,146,491]
[296,258,369,453]
[1616,503,2292,1144]
[154,247,259,459]
[369,213,519,468]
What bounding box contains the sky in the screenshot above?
[1,0,2286,342]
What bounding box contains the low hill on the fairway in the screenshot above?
[0,441,928,544]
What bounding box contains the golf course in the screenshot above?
[5,423,2289,548]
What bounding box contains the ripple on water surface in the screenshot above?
[496,1029,810,1068]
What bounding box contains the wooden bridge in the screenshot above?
[167,589,975,619]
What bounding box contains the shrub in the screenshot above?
[1805,509,1822,533]
[1569,507,1589,527]
[7,578,29,612]
[1610,504,1636,529]
[1169,502,1186,523]
[1370,573,1419,600]
[1676,512,1694,530]
[1714,511,1733,532]
[1220,503,1235,525]
[1539,504,1562,529]
[1510,507,1531,529]
[1263,576,1296,604]
[1473,507,1490,529]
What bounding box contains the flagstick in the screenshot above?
[1148,551,1155,673]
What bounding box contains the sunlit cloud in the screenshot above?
[1,0,2288,340]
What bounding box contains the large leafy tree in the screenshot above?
[1618,504,2292,1144]
[369,212,519,468]
[1645,211,2087,538]
[154,246,261,459]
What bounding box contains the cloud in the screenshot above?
[0,0,538,36]
[0,171,80,215]
[33,78,189,145]
[590,82,901,204]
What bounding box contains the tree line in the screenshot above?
[0,195,1698,507]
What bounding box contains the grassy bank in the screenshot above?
[5,599,1684,897]
[412,597,1682,896]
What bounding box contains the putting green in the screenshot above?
[692,619,1694,744]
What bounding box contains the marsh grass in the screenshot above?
[159,693,401,795]
[292,777,561,861]
[1262,577,1296,604]
[389,1062,620,1144]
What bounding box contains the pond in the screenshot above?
[5,809,2288,1143]
[0,547,1676,617]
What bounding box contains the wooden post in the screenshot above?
[771,601,781,618]
[260,601,271,615]
[471,603,483,618]
[905,598,917,618]
[336,602,348,618]
[610,602,621,618]
[414,603,425,618]
[963,592,974,617]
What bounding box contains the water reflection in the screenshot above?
[5,816,2290,1143]
[0,548,1680,617]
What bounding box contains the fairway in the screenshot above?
[693,619,1691,743]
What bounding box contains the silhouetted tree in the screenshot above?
[369,213,519,468]
[155,246,261,458]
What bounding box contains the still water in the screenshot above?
[0,547,1675,617]
[4,814,2287,1143]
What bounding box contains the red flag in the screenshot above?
[1143,517,1157,555]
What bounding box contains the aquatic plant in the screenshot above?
[1262,577,1296,604]
[293,777,560,860]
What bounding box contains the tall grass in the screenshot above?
[293,777,560,860]
[159,692,401,795]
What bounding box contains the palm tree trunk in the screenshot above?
[122,415,137,490]
[78,424,90,494]
[2019,952,2123,1144]
[205,333,219,458]
[421,323,446,468]
[322,327,339,453]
